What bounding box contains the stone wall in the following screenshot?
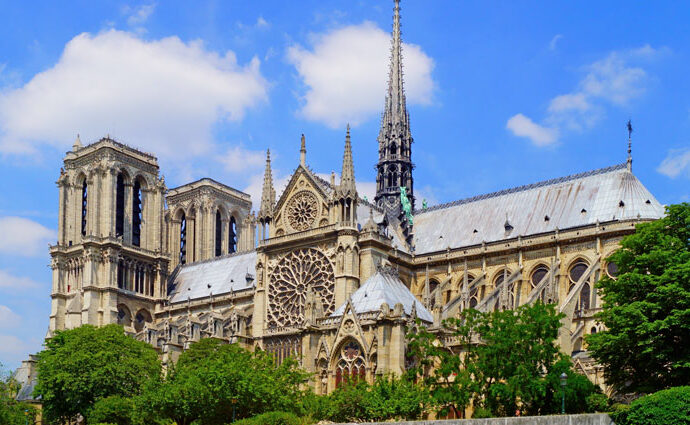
[338,413,614,425]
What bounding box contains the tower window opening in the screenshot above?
[179,213,187,265]
[81,179,88,236]
[132,180,142,246]
[229,216,237,253]
[115,173,125,237]
[215,210,222,257]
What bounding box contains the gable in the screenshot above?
[273,166,332,236]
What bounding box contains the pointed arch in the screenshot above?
[229,215,237,253]
[215,209,222,257]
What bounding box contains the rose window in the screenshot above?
[286,191,318,231]
[335,340,366,387]
[267,248,335,328]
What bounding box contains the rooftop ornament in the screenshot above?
[400,186,413,225]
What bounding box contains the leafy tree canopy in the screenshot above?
[587,203,690,394]
[34,324,161,424]
[137,339,310,425]
[407,303,601,417]
[0,362,38,425]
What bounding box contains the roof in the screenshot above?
[413,164,665,254]
[167,177,251,202]
[332,267,433,322]
[168,251,257,304]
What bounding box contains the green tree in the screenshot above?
[0,363,38,425]
[138,339,309,425]
[587,203,690,394]
[34,324,161,424]
[87,395,135,425]
[611,386,690,425]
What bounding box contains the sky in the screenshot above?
[1,0,690,369]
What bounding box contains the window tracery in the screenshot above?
[267,248,334,328]
[132,180,142,246]
[81,179,88,236]
[335,340,366,387]
[229,216,237,253]
[286,191,318,231]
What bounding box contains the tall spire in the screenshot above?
[337,124,357,198]
[375,0,415,219]
[72,134,82,151]
[258,149,275,220]
[626,119,633,171]
[300,134,306,167]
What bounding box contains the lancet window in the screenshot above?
[215,210,222,257]
[132,180,142,246]
[568,260,591,310]
[115,173,125,237]
[229,216,237,253]
[81,179,88,236]
[179,213,187,265]
[335,340,366,388]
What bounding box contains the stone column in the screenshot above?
[124,182,133,244]
[57,181,67,245]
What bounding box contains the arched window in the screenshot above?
[81,179,88,236]
[569,260,590,310]
[390,142,397,156]
[531,266,549,288]
[132,180,142,247]
[115,173,125,237]
[469,286,478,309]
[215,210,222,257]
[179,213,187,265]
[229,216,237,253]
[335,340,366,388]
[494,271,506,287]
[606,262,619,278]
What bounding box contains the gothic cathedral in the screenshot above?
[46,0,664,397]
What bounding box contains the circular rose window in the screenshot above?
[286,191,318,231]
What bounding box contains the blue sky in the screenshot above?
[1,0,689,369]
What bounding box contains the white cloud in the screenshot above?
[0,217,55,257]
[0,306,20,329]
[506,114,558,146]
[287,22,435,128]
[0,270,42,291]
[124,3,156,27]
[549,34,563,51]
[256,16,269,29]
[657,148,690,178]
[507,46,662,146]
[219,146,266,174]
[0,334,30,356]
[0,30,268,160]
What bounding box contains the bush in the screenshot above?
[585,393,609,412]
[232,411,305,425]
[611,386,690,425]
[471,407,493,418]
[87,395,135,425]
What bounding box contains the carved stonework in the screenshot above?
[267,248,335,328]
[286,191,318,231]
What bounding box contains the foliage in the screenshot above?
[34,324,161,424]
[407,303,602,417]
[587,203,690,394]
[232,411,306,425]
[87,395,135,425]
[610,386,690,425]
[318,376,429,422]
[138,339,310,425]
[0,363,38,425]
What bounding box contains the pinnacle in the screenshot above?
[259,149,275,219]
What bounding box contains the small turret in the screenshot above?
[300,134,307,167]
[335,125,358,225]
[72,134,82,151]
[258,150,275,239]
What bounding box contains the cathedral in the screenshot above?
[42,0,664,398]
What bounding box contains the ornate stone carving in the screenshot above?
[286,191,318,231]
[267,248,335,328]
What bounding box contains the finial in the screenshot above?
[72,134,82,151]
[300,134,306,166]
[330,171,335,187]
[626,119,633,171]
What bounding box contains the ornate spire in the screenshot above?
[300,133,306,167]
[258,149,275,220]
[626,119,633,171]
[337,124,357,198]
[374,0,414,218]
[72,134,82,151]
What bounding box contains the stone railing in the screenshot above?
[258,224,337,247]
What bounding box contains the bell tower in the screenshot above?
[374,0,415,219]
[50,136,169,335]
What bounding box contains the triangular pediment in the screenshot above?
[331,298,368,360]
[272,165,332,236]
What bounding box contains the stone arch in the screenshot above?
[134,308,153,332]
[117,304,132,327]
[567,257,592,310]
[331,337,366,388]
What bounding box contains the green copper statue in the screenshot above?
[399,186,413,225]
[422,199,428,210]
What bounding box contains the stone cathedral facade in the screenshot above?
[44,0,664,397]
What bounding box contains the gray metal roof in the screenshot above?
[413,164,664,254]
[168,251,257,304]
[332,268,433,322]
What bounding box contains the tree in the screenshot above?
[611,386,690,425]
[87,395,135,425]
[407,303,600,417]
[587,203,690,394]
[138,339,310,425]
[0,363,38,425]
[34,324,161,424]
